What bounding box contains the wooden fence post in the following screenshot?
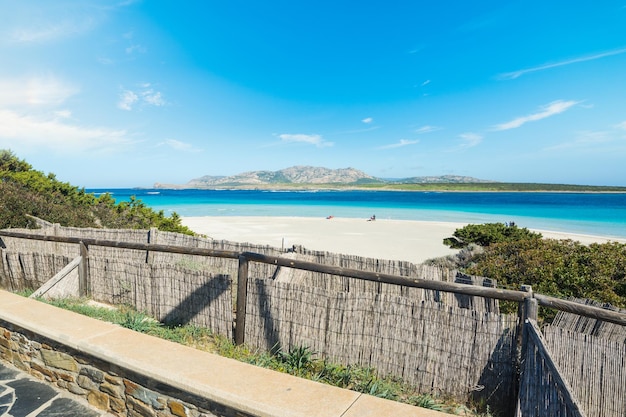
[146,227,158,263]
[521,285,538,322]
[78,242,90,297]
[235,255,249,345]
[514,285,538,416]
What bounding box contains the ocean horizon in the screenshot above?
[88,188,626,240]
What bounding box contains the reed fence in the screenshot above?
[543,325,626,417]
[245,276,518,407]
[552,298,626,343]
[1,223,626,417]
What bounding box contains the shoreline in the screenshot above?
[181,216,626,265]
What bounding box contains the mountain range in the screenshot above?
[153,166,492,189]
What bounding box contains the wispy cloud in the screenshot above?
[544,123,626,152]
[543,131,613,152]
[492,100,579,131]
[415,125,441,134]
[125,44,147,55]
[0,76,77,107]
[118,90,138,110]
[458,133,482,148]
[118,84,166,110]
[8,18,96,44]
[378,139,419,149]
[0,109,134,153]
[278,133,333,148]
[362,117,373,124]
[334,126,381,135]
[158,139,199,152]
[498,47,626,80]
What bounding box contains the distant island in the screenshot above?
[153,165,626,192]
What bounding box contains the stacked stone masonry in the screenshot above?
[0,325,245,417]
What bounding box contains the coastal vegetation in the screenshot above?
[441,223,626,318]
[0,150,193,234]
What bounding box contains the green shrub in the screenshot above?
[0,149,193,234]
[443,222,542,249]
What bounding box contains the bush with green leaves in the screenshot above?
[0,149,192,234]
[465,238,626,309]
[443,222,542,249]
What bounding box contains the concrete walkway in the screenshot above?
[0,290,452,417]
[0,361,107,416]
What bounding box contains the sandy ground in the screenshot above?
[181,216,626,265]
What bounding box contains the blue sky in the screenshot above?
[1,1,626,188]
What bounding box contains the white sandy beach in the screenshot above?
[181,216,626,265]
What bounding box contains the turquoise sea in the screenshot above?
[88,189,626,240]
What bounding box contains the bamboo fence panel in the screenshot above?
[244,277,517,410]
[89,257,233,338]
[552,298,626,343]
[543,325,626,417]
[0,250,72,291]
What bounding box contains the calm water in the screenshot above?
[88,189,626,239]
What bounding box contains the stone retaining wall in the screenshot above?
[0,324,249,417]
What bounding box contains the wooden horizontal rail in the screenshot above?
[2,229,625,326]
[0,230,241,259]
[535,294,626,326]
[241,251,530,302]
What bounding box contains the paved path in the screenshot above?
[0,362,106,417]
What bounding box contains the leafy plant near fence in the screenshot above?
[441,223,626,318]
[0,149,192,234]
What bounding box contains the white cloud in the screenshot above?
[159,139,197,151]
[458,133,482,148]
[118,85,166,110]
[54,110,72,119]
[492,100,579,131]
[278,133,333,148]
[8,19,95,44]
[125,44,147,55]
[118,90,138,111]
[421,80,431,87]
[543,131,613,152]
[0,76,77,107]
[415,125,441,134]
[498,47,626,80]
[544,125,626,152]
[362,117,373,124]
[97,57,115,65]
[0,109,132,153]
[142,90,165,106]
[379,139,419,149]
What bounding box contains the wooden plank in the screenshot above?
[235,256,249,345]
[30,256,82,298]
[525,321,587,417]
[79,242,90,297]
